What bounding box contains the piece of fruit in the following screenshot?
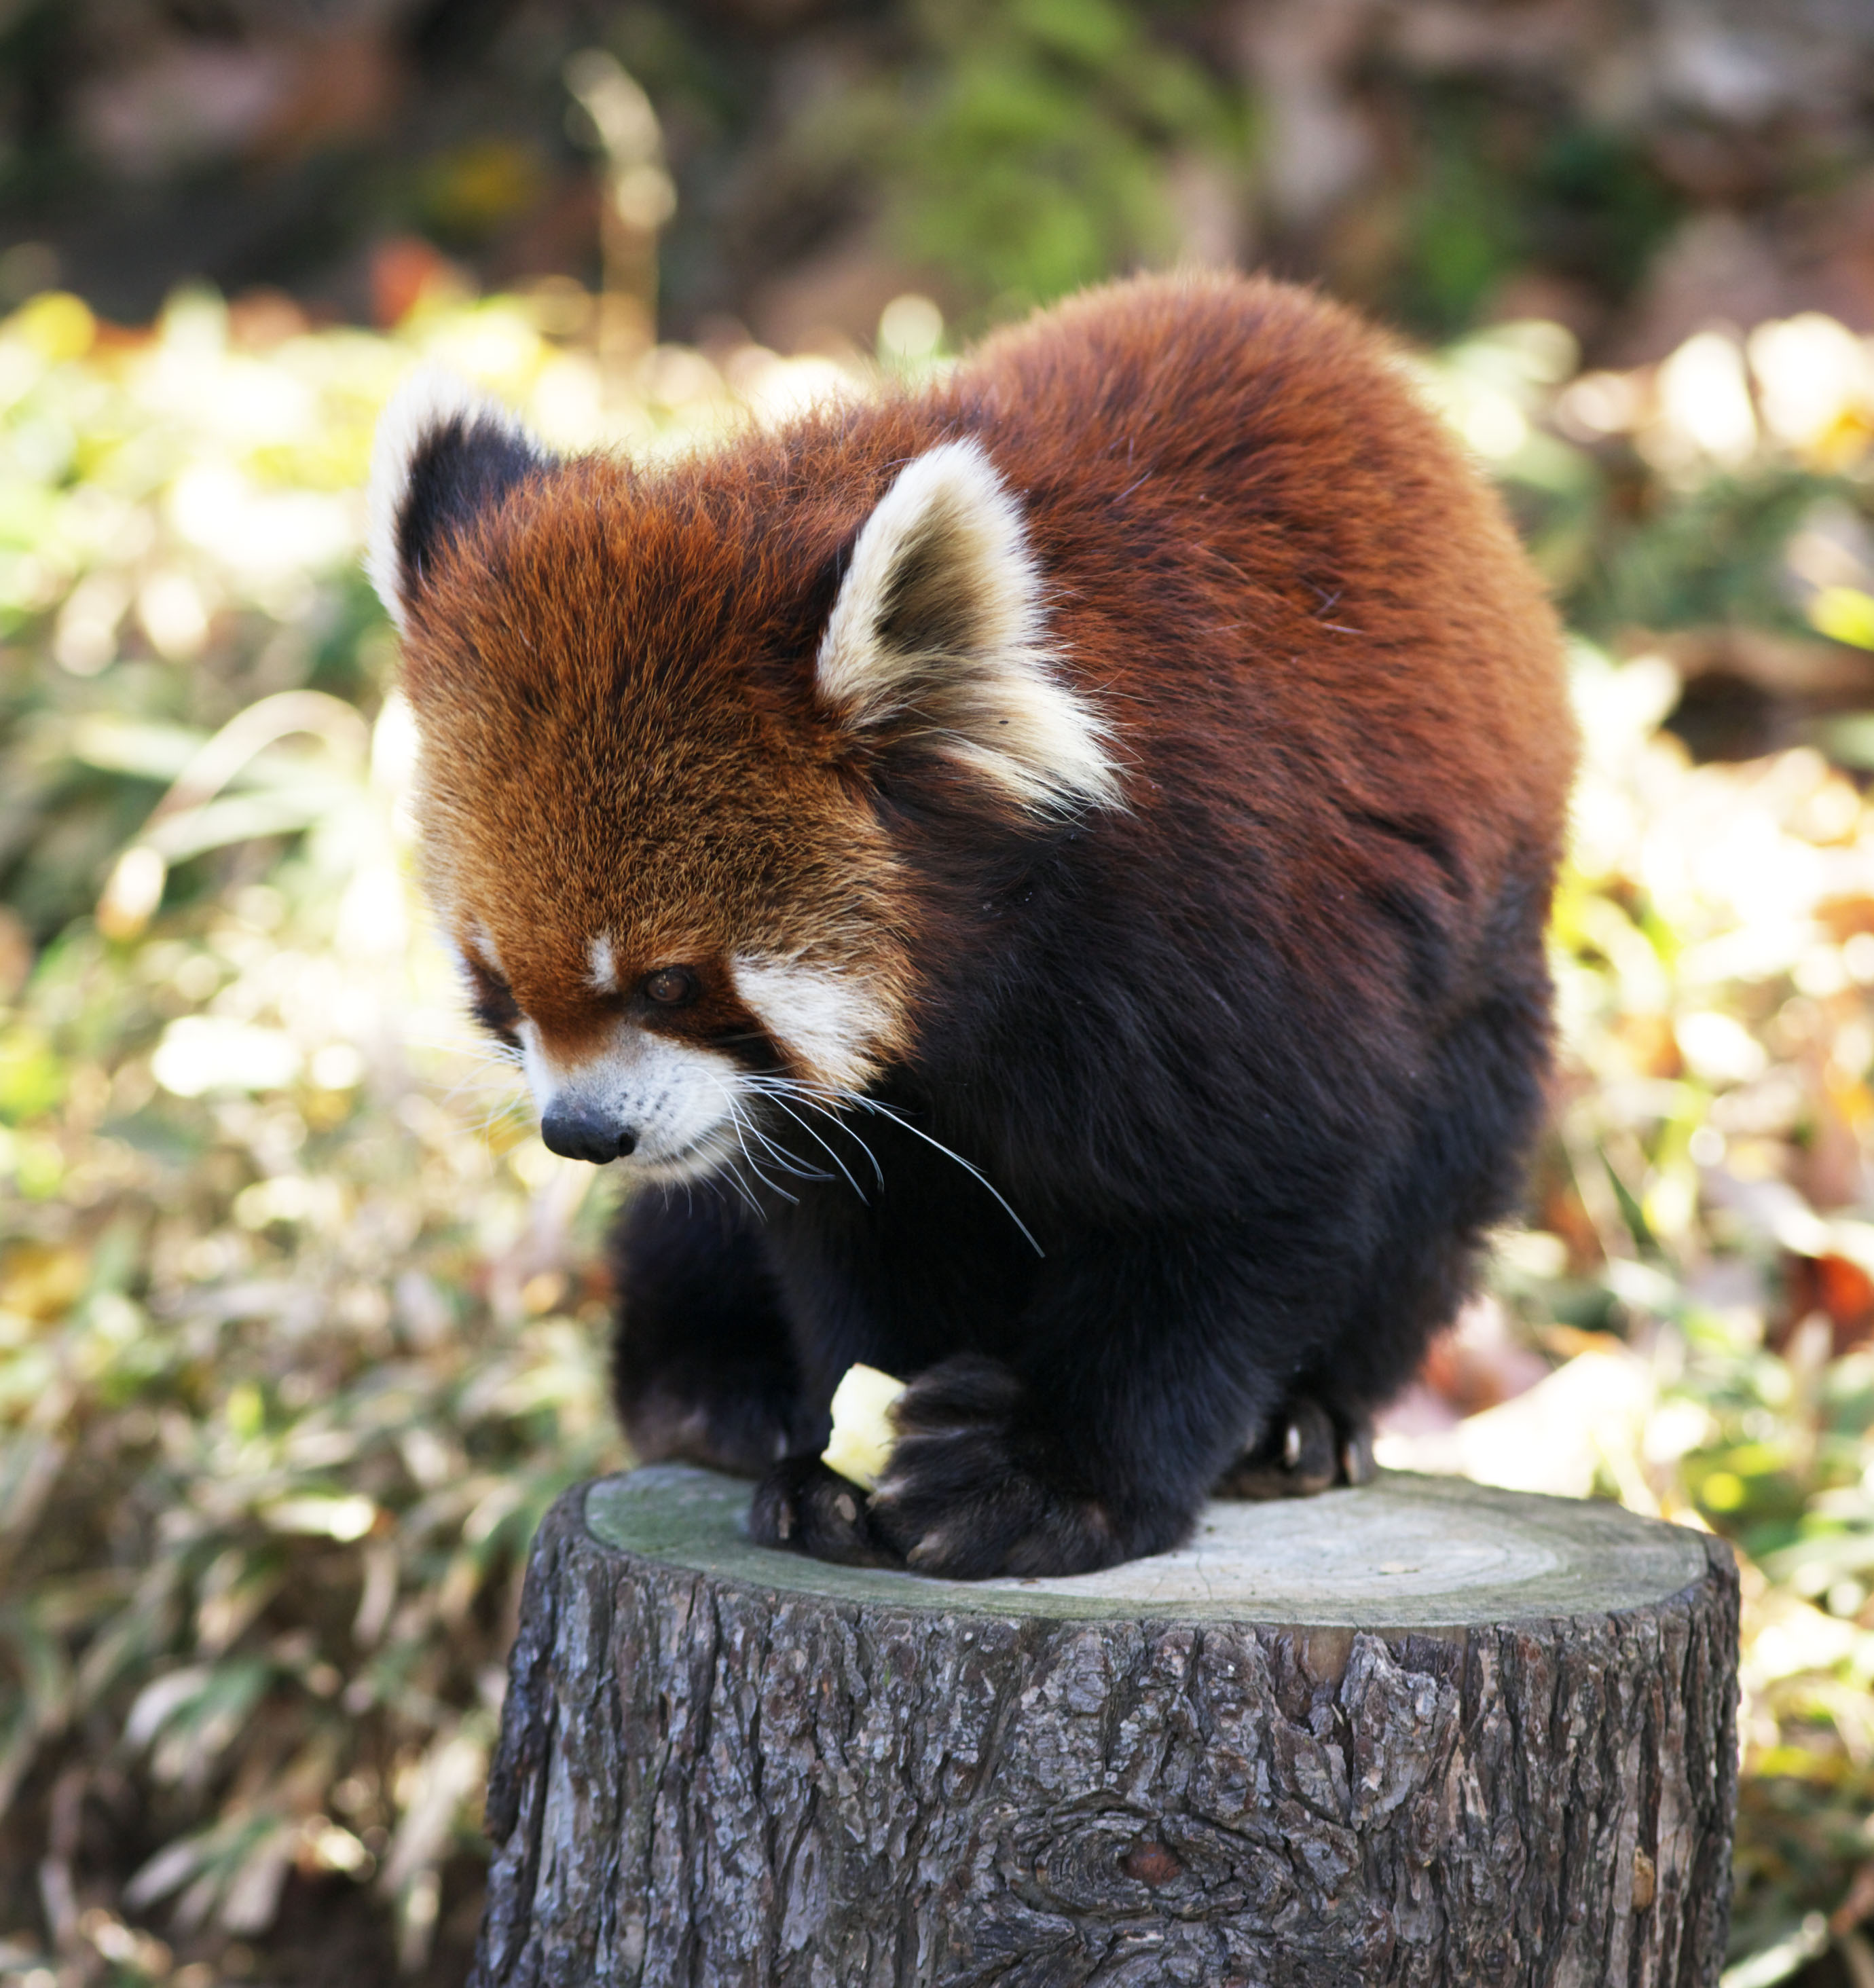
[820,1363,907,1492]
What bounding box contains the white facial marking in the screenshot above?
[521,1018,740,1180]
[460,920,503,974]
[587,934,618,994]
[731,955,892,1092]
[814,438,1120,815]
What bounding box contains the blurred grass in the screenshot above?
[3,281,1874,1985]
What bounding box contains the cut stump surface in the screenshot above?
[471,1466,1738,1988]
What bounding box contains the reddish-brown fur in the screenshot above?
[403,274,1571,1071]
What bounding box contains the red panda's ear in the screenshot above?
[814,440,1120,815]
[366,367,553,633]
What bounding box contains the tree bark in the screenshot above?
[470,1465,1738,1988]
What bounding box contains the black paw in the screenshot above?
[619,1362,801,1479]
[1214,1397,1376,1500]
[866,1356,1168,1579]
[750,1454,899,1566]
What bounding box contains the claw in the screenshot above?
[1283,1399,1338,1494]
[1215,1395,1363,1501]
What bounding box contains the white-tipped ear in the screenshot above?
[365,365,549,631]
[814,439,1120,813]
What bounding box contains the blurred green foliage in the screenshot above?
[1393,86,1685,340]
[565,0,1710,349]
[884,0,1243,320]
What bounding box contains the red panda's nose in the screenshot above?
[540,1104,638,1165]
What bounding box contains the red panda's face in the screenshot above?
[409,564,914,1175]
[366,372,1117,1174]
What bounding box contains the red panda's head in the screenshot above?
[367,370,1117,1175]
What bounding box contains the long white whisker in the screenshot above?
[739,1076,887,1192]
[401,1031,524,1061]
[701,1071,769,1219]
[731,1089,850,1177]
[438,1070,526,1107]
[712,1152,767,1223]
[474,1094,532,1141]
[845,1095,1043,1257]
[733,1108,835,1185]
[740,1075,1042,1256]
[726,1101,798,1204]
[754,1092,868,1200]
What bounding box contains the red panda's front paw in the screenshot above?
[750,1454,900,1566]
[866,1357,1157,1579]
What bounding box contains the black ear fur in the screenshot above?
[366,370,550,629]
[400,416,541,593]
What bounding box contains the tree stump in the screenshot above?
[470,1466,1738,1988]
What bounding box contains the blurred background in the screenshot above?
[3,1,1874,1983]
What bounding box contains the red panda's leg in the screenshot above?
[607,1190,809,1478]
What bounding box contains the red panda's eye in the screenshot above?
[465,959,521,1043]
[642,967,698,1008]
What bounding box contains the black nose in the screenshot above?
[539,1105,638,1164]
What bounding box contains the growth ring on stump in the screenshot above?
[472,1466,1738,1988]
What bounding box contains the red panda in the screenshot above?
[367,271,1577,1579]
